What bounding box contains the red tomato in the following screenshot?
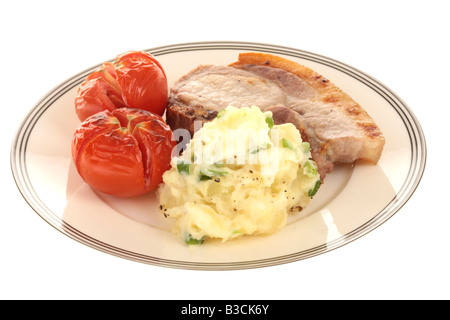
[75,51,168,122]
[72,108,176,197]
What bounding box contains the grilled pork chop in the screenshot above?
[166,52,385,178]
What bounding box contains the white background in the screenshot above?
[1,0,448,300]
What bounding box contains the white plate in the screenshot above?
[11,41,426,270]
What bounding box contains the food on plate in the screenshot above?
[72,108,176,197]
[158,106,321,244]
[75,51,168,121]
[69,49,384,246]
[166,52,385,179]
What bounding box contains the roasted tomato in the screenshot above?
[72,108,176,197]
[75,51,168,122]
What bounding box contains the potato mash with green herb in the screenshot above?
[157,106,321,244]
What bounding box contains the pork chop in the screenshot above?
[166,52,385,179]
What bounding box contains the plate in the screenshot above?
[10,41,426,270]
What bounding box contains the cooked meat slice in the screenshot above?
[231,53,385,171]
[166,53,385,179]
[167,65,288,115]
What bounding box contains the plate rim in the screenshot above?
[10,41,427,270]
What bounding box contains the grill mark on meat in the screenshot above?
[357,122,382,137]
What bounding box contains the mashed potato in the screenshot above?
[157,106,321,244]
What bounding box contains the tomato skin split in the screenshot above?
[72,108,176,197]
[74,74,126,122]
[75,51,168,122]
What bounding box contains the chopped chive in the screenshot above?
[303,160,318,177]
[265,115,274,129]
[185,234,205,245]
[308,180,322,197]
[250,143,272,154]
[208,168,228,176]
[200,171,213,181]
[282,138,295,150]
[199,166,228,181]
[217,109,226,118]
[177,160,191,174]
